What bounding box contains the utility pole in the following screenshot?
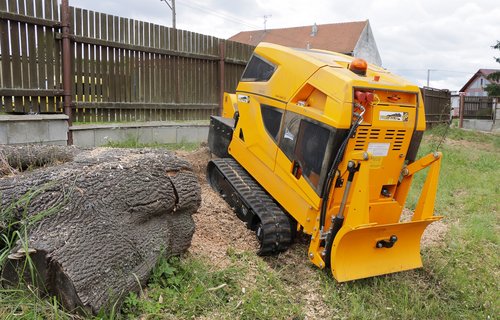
[160,0,176,29]
[427,69,435,87]
[263,15,271,31]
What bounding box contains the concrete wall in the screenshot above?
[71,122,209,147]
[461,119,495,132]
[461,98,500,132]
[0,114,68,145]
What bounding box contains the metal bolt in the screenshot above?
[309,252,314,258]
[319,262,323,268]
[363,152,369,160]
[348,161,354,168]
[401,168,409,176]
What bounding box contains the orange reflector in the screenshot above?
[349,58,368,75]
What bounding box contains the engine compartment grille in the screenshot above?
[353,127,407,151]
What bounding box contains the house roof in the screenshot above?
[460,69,500,92]
[228,20,368,54]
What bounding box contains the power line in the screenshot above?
[391,68,472,74]
[177,1,260,30]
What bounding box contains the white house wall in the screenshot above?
[465,76,491,96]
[353,21,382,66]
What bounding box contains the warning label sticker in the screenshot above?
[379,111,409,122]
[367,143,390,157]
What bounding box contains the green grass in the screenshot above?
[120,253,303,319]
[1,126,498,319]
[72,120,210,126]
[103,135,200,151]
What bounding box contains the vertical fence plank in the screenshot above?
[89,10,97,121]
[0,0,12,111]
[53,0,62,112]
[19,0,29,98]
[105,14,114,121]
[99,12,107,122]
[44,0,56,112]
[35,0,47,112]
[8,0,23,111]
[25,0,38,112]
[74,7,83,121]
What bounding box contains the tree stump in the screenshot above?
[0,146,201,314]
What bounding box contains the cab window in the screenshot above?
[261,104,282,141]
[279,112,332,193]
[294,120,330,188]
[241,55,276,82]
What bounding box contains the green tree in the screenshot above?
[484,41,500,96]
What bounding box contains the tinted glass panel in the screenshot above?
[279,112,336,194]
[279,112,301,159]
[261,105,282,141]
[293,120,330,188]
[241,55,275,82]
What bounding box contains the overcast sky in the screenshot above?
[70,0,500,91]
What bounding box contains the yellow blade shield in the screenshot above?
[330,217,441,282]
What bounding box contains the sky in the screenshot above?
[70,0,500,92]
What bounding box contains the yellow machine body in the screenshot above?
[215,43,442,282]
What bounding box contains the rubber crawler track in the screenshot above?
[208,158,292,256]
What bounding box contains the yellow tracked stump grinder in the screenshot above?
[207,43,442,282]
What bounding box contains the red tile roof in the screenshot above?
[228,21,368,54]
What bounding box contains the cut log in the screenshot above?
[0,147,201,314]
[0,145,78,173]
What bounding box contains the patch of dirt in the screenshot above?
[177,148,258,268]
[430,136,495,151]
[264,237,333,319]
[401,208,448,247]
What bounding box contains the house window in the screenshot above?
[480,78,484,86]
[241,55,276,82]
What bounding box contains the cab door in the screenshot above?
[231,54,284,172]
[276,111,334,200]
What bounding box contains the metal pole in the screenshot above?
[172,0,176,29]
[427,69,430,87]
[61,0,73,145]
[160,0,176,29]
[459,93,464,128]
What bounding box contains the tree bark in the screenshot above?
[0,147,201,315]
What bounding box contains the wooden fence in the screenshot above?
[0,0,255,122]
[461,96,496,119]
[0,0,62,113]
[420,87,451,125]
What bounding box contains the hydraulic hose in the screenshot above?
[319,104,365,233]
